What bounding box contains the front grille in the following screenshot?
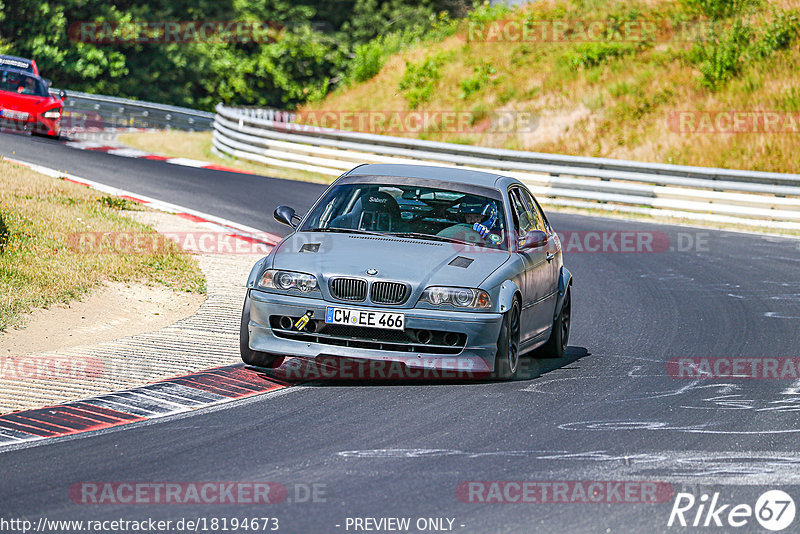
[269,316,466,355]
[329,278,367,301]
[370,281,408,304]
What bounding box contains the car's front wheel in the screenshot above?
[31,129,60,139]
[240,295,284,369]
[535,287,571,359]
[492,298,521,380]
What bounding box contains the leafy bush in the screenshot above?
[349,38,393,83]
[679,0,761,19]
[688,20,751,90]
[753,11,800,57]
[459,62,495,99]
[398,52,449,109]
[344,11,457,86]
[561,42,638,69]
[778,87,800,112]
[348,31,419,85]
[467,1,510,25]
[97,195,136,210]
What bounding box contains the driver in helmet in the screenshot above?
[17,76,35,95]
[437,196,499,242]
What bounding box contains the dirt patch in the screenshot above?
[519,102,593,150]
[0,282,205,357]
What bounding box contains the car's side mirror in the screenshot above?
[274,205,301,228]
[520,230,548,250]
[59,89,67,101]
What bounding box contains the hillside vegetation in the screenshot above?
[0,0,465,110]
[301,0,800,172]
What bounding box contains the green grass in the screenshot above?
[0,161,205,331]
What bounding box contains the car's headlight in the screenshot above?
[420,286,491,309]
[43,110,61,119]
[259,269,318,293]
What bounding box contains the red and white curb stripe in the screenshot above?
[65,139,253,174]
[0,365,287,446]
[2,156,283,246]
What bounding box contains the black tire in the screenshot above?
[492,298,521,380]
[534,287,571,359]
[31,130,60,139]
[240,295,284,368]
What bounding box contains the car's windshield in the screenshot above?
[301,182,508,250]
[0,69,48,97]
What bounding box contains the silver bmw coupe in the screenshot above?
[241,164,572,380]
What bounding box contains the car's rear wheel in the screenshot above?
[240,295,284,368]
[535,287,571,359]
[492,298,521,380]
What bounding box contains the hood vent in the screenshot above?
[299,243,320,253]
[448,256,474,268]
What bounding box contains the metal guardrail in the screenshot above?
[213,104,800,230]
[54,89,215,132]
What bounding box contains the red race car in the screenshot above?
[0,65,65,138]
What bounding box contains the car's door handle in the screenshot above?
[546,252,555,262]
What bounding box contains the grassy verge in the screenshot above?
[117,131,335,184]
[0,160,205,331]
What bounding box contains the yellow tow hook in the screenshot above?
[294,311,313,331]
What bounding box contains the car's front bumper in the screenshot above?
[0,115,60,136]
[32,115,60,136]
[247,288,503,376]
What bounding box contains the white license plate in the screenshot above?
[0,109,28,120]
[325,306,405,330]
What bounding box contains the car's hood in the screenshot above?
[271,232,511,290]
[0,91,60,112]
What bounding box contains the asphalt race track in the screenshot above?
[2,132,800,533]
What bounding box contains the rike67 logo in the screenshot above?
[668,490,796,531]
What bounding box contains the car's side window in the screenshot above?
[529,194,551,233]
[508,195,521,231]
[508,188,533,236]
[518,187,546,233]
